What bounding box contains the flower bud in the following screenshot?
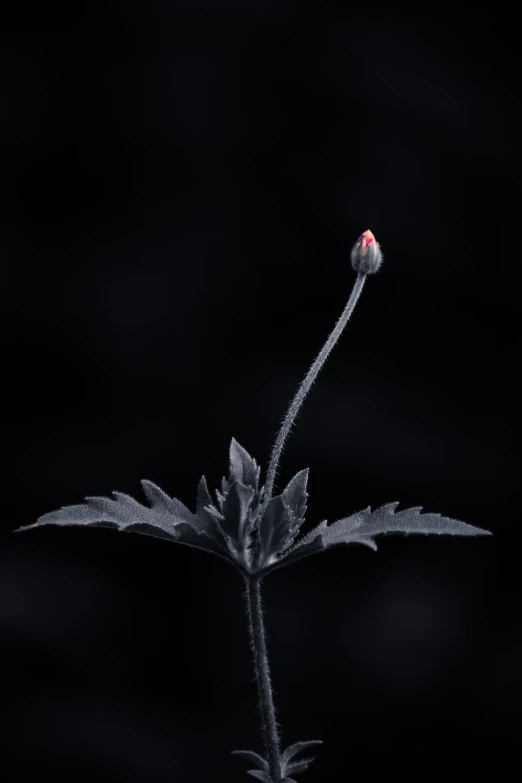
[350,229,383,275]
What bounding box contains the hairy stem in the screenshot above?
[244,576,281,781]
[260,271,367,518]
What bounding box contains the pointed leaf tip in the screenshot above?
[140,480,193,519]
[323,504,492,548]
[196,475,213,518]
[229,438,260,490]
[17,482,235,563]
[282,468,309,523]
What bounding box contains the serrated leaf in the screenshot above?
[140,480,193,520]
[229,438,261,491]
[265,500,491,573]
[231,750,268,772]
[324,503,492,546]
[15,482,230,560]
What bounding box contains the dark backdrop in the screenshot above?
[1,2,520,781]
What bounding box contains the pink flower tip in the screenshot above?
[351,229,383,275]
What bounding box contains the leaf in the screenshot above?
[214,488,225,513]
[287,517,376,553]
[214,476,232,513]
[15,482,230,560]
[202,503,225,523]
[281,469,308,525]
[266,523,327,572]
[246,771,271,782]
[229,438,261,491]
[140,480,193,520]
[281,740,323,766]
[262,535,324,575]
[231,750,268,772]
[195,476,213,519]
[219,480,255,546]
[170,522,231,560]
[279,469,309,550]
[279,740,323,779]
[323,502,492,548]
[284,521,328,551]
[231,740,321,781]
[268,502,491,572]
[284,758,316,776]
[256,494,293,565]
[255,469,311,565]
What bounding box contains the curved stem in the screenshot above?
[260,271,367,518]
[244,576,281,781]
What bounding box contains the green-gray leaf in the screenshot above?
[323,502,492,548]
[271,503,491,572]
[246,771,271,782]
[15,481,229,560]
[281,740,323,766]
[229,438,260,491]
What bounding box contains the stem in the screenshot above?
[244,576,281,782]
[260,271,367,518]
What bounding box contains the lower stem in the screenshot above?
[244,576,282,782]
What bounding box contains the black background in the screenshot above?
[1,2,520,781]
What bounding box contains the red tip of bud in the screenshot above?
[351,229,383,275]
[357,229,376,252]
